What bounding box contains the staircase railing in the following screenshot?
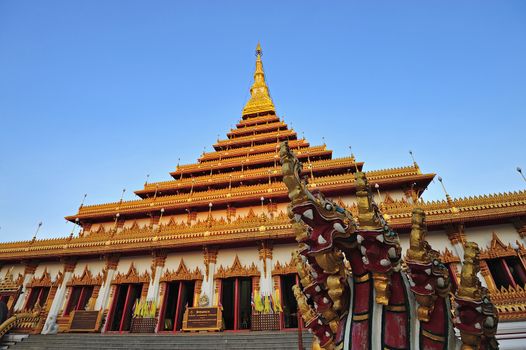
[0,308,41,338]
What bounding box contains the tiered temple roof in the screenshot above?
[64,44,434,224]
[2,43,524,262]
[1,190,526,261]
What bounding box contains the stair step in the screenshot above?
[9,332,313,350]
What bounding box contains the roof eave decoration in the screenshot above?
[242,43,276,117]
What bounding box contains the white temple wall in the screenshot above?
[384,190,407,201]
[72,259,105,276]
[216,246,258,268]
[398,235,410,253]
[465,224,520,249]
[159,213,188,225]
[272,243,297,265]
[122,218,150,229]
[34,262,63,281]
[164,251,203,272]
[115,255,151,275]
[424,230,456,253]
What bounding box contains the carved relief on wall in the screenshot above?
[27,268,63,288]
[480,232,518,259]
[15,273,24,287]
[203,247,218,280]
[0,268,21,293]
[490,284,526,321]
[111,263,150,285]
[272,256,297,276]
[215,255,259,279]
[440,248,461,264]
[160,259,203,282]
[23,262,38,276]
[67,266,104,287]
[445,223,466,246]
[258,241,273,276]
[150,250,167,281]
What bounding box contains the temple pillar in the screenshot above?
[201,247,218,305]
[14,261,38,311]
[42,259,76,334]
[257,241,273,296]
[146,251,166,302]
[94,255,119,311]
[445,224,466,262]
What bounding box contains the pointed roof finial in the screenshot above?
[409,150,421,174]
[242,42,275,117]
[437,176,459,213]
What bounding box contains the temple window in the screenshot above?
[486,256,526,289]
[64,285,94,316]
[24,287,50,310]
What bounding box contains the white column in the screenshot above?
[95,268,116,311]
[258,242,273,296]
[201,261,216,305]
[258,257,273,296]
[200,248,217,305]
[146,252,166,303]
[14,266,37,311]
[94,255,120,311]
[42,268,74,334]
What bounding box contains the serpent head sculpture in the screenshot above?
[280,141,499,350]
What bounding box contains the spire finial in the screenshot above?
[409,150,421,174]
[242,42,275,117]
[437,176,458,213]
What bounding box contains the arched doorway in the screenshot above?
[215,255,259,331]
[157,260,202,332]
[105,264,150,333]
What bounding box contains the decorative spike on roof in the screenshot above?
[242,43,276,117]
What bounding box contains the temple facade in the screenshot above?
[0,44,525,344]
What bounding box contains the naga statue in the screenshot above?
[279,141,499,350]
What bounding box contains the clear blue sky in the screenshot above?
[0,1,525,242]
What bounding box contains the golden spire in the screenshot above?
[242,42,276,117]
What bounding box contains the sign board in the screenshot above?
[68,310,102,332]
[182,306,222,332]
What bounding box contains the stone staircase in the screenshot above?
[6,331,314,350]
[0,334,28,349]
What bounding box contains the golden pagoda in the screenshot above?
[0,44,525,348]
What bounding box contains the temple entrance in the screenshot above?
[220,277,252,331]
[108,283,142,332]
[24,286,50,311]
[280,274,299,328]
[64,285,94,315]
[160,280,195,332]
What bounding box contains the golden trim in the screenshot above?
[215,255,259,279]
[354,273,370,283]
[421,329,446,342]
[352,313,369,321]
[385,304,406,312]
